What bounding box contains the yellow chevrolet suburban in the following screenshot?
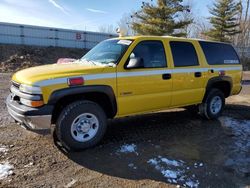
[6,36,242,150]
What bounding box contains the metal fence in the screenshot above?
[0,22,117,49]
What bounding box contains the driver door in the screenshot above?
[116,40,172,116]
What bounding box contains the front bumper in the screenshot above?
[6,94,54,130]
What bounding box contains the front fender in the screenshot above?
[48,85,117,117]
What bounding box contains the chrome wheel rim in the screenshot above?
[70,113,99,142]
[210,96,222,115]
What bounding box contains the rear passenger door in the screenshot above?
[199,41,242,94]
[169,41,205,107]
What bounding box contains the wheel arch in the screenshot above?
[48,85,117,124]
[205,76,233,100]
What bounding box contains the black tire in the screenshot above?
[56,100,107,151]
[199,88,225,120]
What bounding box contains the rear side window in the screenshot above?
[199,41,240,65]
[170,41,199,67]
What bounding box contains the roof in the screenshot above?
[112,35,230,44]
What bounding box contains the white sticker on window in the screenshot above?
[117,40,132,45]
[224,60,239,64]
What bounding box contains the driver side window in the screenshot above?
[128,41,167,68]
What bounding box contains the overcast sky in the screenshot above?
[0,0,212,31]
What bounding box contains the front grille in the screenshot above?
[11,81,21,89]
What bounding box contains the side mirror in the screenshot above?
[126,57,144,69]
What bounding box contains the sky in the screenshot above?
[0,0,212,32]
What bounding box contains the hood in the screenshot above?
[12,62,107,85]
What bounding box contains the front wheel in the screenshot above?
[199,89,225,120]
[56,100,107,151]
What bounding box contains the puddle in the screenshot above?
[219,117,250,176]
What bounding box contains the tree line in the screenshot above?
[99,0,250,65]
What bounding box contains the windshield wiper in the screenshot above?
[80,59,98,66]
[81,59,116,67]
[88,60,98,66]
[87,60,115,67]
[98,61,116,66]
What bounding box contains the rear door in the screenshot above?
[169,40,206,107]
[116,39,173,116]
[199,41,242,95]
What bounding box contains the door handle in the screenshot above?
[162,73,171,80]
[194,72,202,78]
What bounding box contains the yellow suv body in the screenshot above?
[7,36,242,150]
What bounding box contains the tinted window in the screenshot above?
[170,41,199,67]
[129,41,167,68]
[199,41,240,65]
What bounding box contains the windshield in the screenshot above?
[81,39,132,65]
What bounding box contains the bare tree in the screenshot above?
[242,0,250,48]
[178,0,211,39]
[117,13,135,36]
[178,0,195,37]
[191,18,211,39]
[235,0,250,59]
[98,24,116,34]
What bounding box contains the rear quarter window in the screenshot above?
[199,41,240,65]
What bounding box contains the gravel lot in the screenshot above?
[0,72,250,188]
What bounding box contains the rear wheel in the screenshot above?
[199,89,225,119]
[56,100,107,151]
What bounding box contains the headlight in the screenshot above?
[19,84,42,94]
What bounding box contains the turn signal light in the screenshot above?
[68,77,84,86]
[31,101,44,107]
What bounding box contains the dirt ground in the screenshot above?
[0,72,250,188]
[0,44,86,72]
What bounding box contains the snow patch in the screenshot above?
[118,144,138,155]
[0,162,13,180]
[148,158,158,166]
[194,162,203,168]
[160,157,183,167]
[148,156,200,188]
[0,145,8,153]
[128,163,137,170]
[161,169,179,179]
[148,157,184,180]
[185,180,200,188]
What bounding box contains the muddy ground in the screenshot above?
[0,73,250,188]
